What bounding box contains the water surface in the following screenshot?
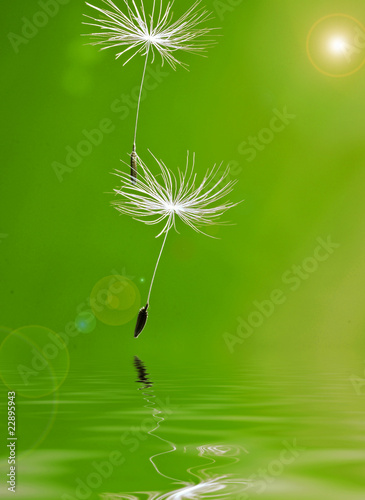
[0,356,364,499]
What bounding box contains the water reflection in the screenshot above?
[187,444,248,483]
[134,356,153,389]
[100,359,249,499]
[102,474,248,499]
[134,356,183,484]
[3,362,363,499]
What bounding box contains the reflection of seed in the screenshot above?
[130,143,137,185]
[134,303,148,338]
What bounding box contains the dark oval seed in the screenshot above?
[130,146,137,185]
[134,304,149,338]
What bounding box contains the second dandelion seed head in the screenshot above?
[112,152,239,238]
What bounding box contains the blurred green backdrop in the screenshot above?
[0,0,364,365]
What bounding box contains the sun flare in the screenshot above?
[329,36,347,54]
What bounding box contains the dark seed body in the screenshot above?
[130,149,137,185]
[134,304,148,338]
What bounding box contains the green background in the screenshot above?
[0,0,364,499]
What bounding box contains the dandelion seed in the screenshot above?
[134,304,149,338]
[83,0,217,182]
[112,151,240,337]
[130,142,138,184]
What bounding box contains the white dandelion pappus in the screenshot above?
[112,152,239,338]
[83,0,217,183]
[83,0,216,69]
[112,152,237,238]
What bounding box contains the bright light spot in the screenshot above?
[75,312,96,333]
[168,480,225,499]
[144,34,159,43]
[163,202,183,213]
[329,37,347,54]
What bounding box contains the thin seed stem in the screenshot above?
[133,45,150,149]
[147,230,169,305]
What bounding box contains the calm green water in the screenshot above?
[1,355,364,499]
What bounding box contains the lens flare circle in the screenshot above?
[306,13,365,77]
[90,275,141,326]
[0,325,70,398]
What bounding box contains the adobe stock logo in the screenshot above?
[239,439,305,499]
[52,65,170,182]
[237,107,296,163]
[7,0,71,54]
[224,236,340,353]
[213,0,243,21]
